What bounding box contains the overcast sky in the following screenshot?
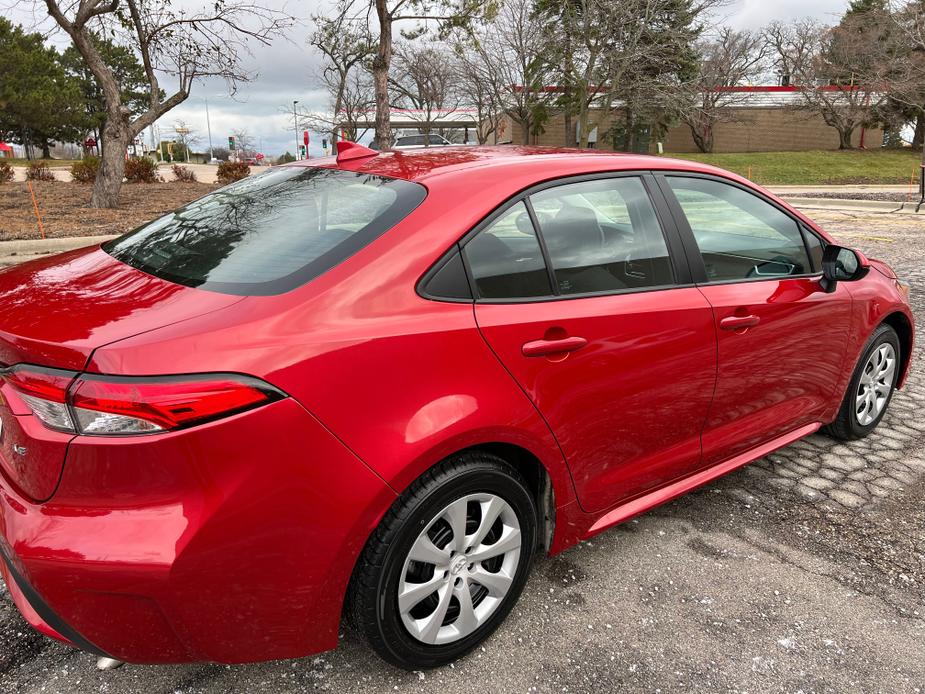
[12,0,853,157]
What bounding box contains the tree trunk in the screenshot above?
[625,110,637,153]
[91,114,131,208]
[837,127,854,150]
[372,2,392,150]
[41,141,51,159]
[578,100,590,148]
[913,113,924,149]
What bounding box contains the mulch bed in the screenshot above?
[0,181,218,241]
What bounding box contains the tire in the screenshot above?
[349,451,538,670]
[823,323,900,441]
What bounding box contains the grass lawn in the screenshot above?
[662,149,923,186]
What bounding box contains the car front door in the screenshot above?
[465,174,717,513]
[657,174,853,466]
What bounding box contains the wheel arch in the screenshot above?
[881,311,913,387]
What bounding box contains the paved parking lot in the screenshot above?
[1,207,923,693]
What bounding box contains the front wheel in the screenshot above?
[349,452,537,669]
[823,323,900,440]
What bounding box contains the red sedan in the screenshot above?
[0,144,913,669]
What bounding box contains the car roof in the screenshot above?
[286,145,734,185]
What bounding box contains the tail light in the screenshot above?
[0,366,285,436]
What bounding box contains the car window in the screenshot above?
[463,201,551,299]
[427,135,446,144]
[396,135,424,146]
[667,177,811,282]
[104,167,426,296]
[528,178,674,295]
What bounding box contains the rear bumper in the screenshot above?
[0,540,104,654]
[0,398,395,664]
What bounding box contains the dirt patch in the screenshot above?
[0,182,218,241]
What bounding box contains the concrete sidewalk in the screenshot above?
[0,235,115,268]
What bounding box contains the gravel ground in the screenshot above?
[780,192,917,203]
[1,206,923,693]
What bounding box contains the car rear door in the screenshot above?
[465,173,717,513]
[655,174,853,466]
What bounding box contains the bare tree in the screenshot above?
[295,70,376,143]
[170,119,200,161]
[41,0,293,208]
[682,28,768,152]
[457,0,558,145]
[390,43,460,141]
[765,17,890,149]
[454,43,506,143]
[366,0,494,149]
[309,0,375,144]
[231,128,254,158]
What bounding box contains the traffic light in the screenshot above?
[228,136,235,150]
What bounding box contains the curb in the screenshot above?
[0,235,118,255]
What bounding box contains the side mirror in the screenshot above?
[821,245,869,293]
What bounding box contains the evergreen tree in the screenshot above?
[0,18,85,158]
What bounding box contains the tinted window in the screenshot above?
[529,178,674,295]
[463,201,551,299]
[396,135,425,146]
[667,177,811,282]
[104,167,425,296]
[427,135,447,144]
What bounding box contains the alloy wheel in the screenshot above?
[855,343,896,426]
[397,493,522,645]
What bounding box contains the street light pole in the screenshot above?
[205,97,214,162]
[293,100,300,160]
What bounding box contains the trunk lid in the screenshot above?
[0,246,242,370]
[0,246,243,501]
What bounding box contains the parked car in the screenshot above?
[392,133,452,149]
[0,143,913,670]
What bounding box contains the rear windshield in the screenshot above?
[104,167,426,295]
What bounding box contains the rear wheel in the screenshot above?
[823,324,900,440]
[350,452,537,669]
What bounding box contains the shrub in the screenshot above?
[171,164,197,183]
[124,156,160,183]
[0,161,13,183]
[26,162,55,182]
[70,156,100,184]
[276,152,296,164]
[216,161,250,185]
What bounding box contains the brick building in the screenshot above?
[495,86,883,153]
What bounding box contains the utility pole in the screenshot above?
[293,100,300,160]
[205,97,215,163]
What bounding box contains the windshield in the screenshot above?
[104,167,426,295]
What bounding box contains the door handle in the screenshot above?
[522,336,588,357]
[719,314,760,331]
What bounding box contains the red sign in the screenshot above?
[303,131,309,146]
[84,137,97,148]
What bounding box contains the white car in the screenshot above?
[391,134,452,149]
